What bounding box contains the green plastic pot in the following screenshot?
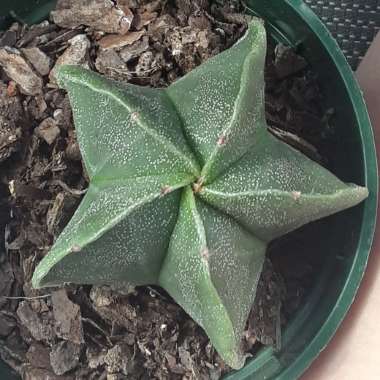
[0,1,377,379]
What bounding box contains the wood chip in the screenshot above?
[0,47,43,95]
[119,35,149,62]
[0,312,16,337]
[16,301,55,343]
[0,30,17,47]
[248,259,285,347]
[16,21,57,48]
[87,348,106,369]
[35,118,60,145]
[274,44,308,79]
[49,34,90,83]
[51,289,84,344]
[46,192,65,234]
[51,0,133,35]
[22,366,73,380]
[0,117,21,163]
[140,0,161,13]
[104,344,130,374]
[49,341,81,376]
[98,30,145,50]
[26,343,52,370]
[21,47,51,76]
[95,48,129,79]
[6,81,18,97]
[133,11,158,30]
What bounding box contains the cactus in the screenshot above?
[32,19,368,369]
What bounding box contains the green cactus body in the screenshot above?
[32,19,368,369]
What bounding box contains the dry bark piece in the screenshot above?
[90,286,136,330]
[119,0,138,8]
[16,301,55,343]
[87,348,107,369]
[0,312,16,337]
[31,95,48,121]
[65,140,81,161]
[39,29,84,54]
[49,341,81,375]
[274,44,308,79]
[178,346,193,371]
[219,10,251,26]
[174,0,192,14]
[135,51,154,76]
[107,374,125,380]
[104,344,130,374]
[51,289,84,344]
[53,109,64,124]
[0,344,24,375]
[47,192,66,235]
[132,10,158,30]
[21,47,51,76]
[51,0,133,35]
[0,117,22,163]
[16,21,57,48]
[35,118,60,145]
[98,30,145,50]
[189,14,211,30]
[26,343,52,370]
[0,47,43,95]
[248,259,285,348]
[140,0,162,13]
[49,34,90,84]
[22,366,73,380]
[0,30,18,47]
[148,15,177,44]
[7,81,18,97]
[0,80,24,119]
[119,35,149,62]
[95,49,129,79]
[51,94,73,130]
[0,262,16,310]
[166,29,184,56]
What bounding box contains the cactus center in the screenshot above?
[192,177,204,194]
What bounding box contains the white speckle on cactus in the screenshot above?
[201,247,210,260]
[33,18,369,370]
[160,185,172,196]
[217,135,227,146]
[131,111,139,121]
[70,245,82,253]
[292,191,302,200]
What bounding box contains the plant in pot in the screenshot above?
[0,1,377,379]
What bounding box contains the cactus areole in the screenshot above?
[32,19,368,369]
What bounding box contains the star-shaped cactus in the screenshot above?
[32,19,368,369]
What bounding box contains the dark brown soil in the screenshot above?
[0,1,334,379]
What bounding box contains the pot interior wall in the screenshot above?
[0,1,376,380]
